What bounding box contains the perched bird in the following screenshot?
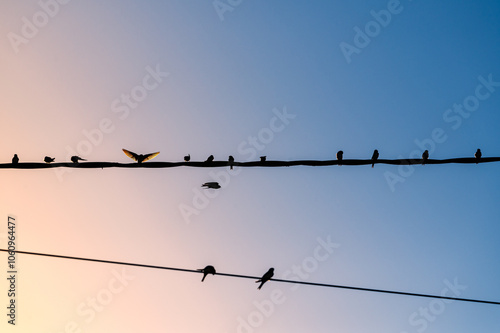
[228,155,234,170]
[256,268,274,290]
[371,149,379,168]
[71,156,86,163]
[44,156,55,163]
[205,155,214,163]
[122,149,159,163]
[198,265,216,282]
[184,154,190,162]
[422,150,429,165]
[475,149,481,164]
[260,156,266,162]
[202,182,221,189]
[12,154,19,164]
[336,150,343,166]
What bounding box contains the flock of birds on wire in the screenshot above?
[4,148,486,287]
[8,148,484,190]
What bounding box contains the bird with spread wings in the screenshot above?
[122,149,160,163]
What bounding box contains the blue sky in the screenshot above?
[1,1,499,332]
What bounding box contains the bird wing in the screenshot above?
[122,149,139,161]
[142,152,160,162]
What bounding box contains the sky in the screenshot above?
[1,0,499,332]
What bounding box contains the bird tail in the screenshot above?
[371,163,374,168]
[202,275,206,282]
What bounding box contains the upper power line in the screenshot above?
[2,154,499,170]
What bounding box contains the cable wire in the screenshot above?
[1,157,500,169]
[1,249,498,306]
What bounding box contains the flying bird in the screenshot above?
[202,182,221,189]
[422,150,429,165]
[256,268,274,290]
[12,154,19,164]
[205,155,214,163]
[228,155,234,170]
[44,156,55,163]
[71,156,86,163]
[371,149,379,168]
[260,156,266,162]
[122,149,159,163]
[198,265,216,282]
[336,150,343,166]
[184,154,190,162]
[474,149,481,164]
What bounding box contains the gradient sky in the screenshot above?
[1,1,499,332]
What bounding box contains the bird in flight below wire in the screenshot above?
[256,268,274,290]
[122,149,160,163]
[336,150,343,166]
[71,156,86,163]
[475,149,481,164]
[12,154,19,164]
[422,150,429,165]
[202,182,221,189]
[371,149,379,168]
[44,156,55,163]
[198,265,216,282]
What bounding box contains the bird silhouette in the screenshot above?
[336,150,343,166]
[44,156,55,163]
[256,268,274,290]
[228,155,234,170]
[198,265,216,282]
[422,150,429,165]
[12,154,19,164]
[205,155,214,163]
[371,149,379,168]
[184,154,190,162]
[202,182,221,189]
[475,149,481,164]
[260,156,266,162]
[71,156,86,163]
[122,149,159,163]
